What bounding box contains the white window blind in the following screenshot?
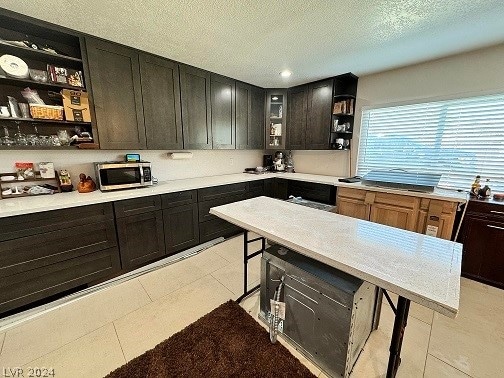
[357,93,504,191]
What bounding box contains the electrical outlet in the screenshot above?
[230,158,234,166]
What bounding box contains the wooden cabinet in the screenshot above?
[114,196,165,270]
[336,187,457,236]
[85,38,146,149]
[370,192,419,231]
[287,180,336,205]
[210,74,235,149]
[416,199,458,240]
[0,203,120,315]
[236,82,265,149]
[266,90,287,149]
[458,200,504,289]
[179,65,212,149]
[161,190,199,255]
[306,79,333,150]
[163,204,199,255]
[140,54,183,149]
[287,85,308,150]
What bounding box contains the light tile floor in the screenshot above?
[0,234,502,377]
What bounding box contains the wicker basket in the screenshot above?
[29,104,64,120]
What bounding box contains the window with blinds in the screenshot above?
[357,93,504,191]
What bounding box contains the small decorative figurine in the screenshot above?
[470,175,481,196]
[59,169,73,192]
[77,173,96,193]
[478,179,492,198]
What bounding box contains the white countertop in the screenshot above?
[210,196,461,318]
[0,172,467,219]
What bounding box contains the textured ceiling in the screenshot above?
[2,0,504,87]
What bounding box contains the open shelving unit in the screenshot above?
[330,74,358,150]
[0,11,96,150]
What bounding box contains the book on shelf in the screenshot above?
[333,98,354,115]
[47,65,84,88]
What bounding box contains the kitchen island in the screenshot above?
[210,196,462,377]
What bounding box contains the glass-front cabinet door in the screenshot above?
[266,90,286,149]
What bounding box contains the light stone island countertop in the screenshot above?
[210,196,462,318]
[0,172,467,219]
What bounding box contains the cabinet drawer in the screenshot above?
[198,193,248,222]
[466,200,504,219]
[199,218,242,243]
[0,247,120,314]
[114,195,161,218]
[337,187,366,201]
[198,182,248,202]
[373,192,420,209]
[161,190,198,208]
[0,203,114,242]
[419,198,458,214]
[0,220,118,278]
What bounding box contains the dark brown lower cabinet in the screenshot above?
[163,203,200,255]
[200,218,242,243]
[0,203,120,315]
[459,200,504,289]
[116,210,166,270]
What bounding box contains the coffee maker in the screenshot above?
[272,151,285,171]
[263,154,274,171]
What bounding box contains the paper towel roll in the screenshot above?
[168,152,193,160]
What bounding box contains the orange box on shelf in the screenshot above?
[61,89,91,122]
[29,104,64,120]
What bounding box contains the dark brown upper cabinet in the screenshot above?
[210,74,235,149]
[236,82,265,149]
[179,65,212,149]
[140,54,183,150]
[306,78,334,150]
[85,38,146,150]
[287,85,308,150]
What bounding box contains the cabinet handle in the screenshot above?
[490,210,504,215]
[487,224,504,231]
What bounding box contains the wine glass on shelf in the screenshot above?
[14,122,28,146]
[1,126,15,146]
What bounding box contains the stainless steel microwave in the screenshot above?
[94,161,153,191]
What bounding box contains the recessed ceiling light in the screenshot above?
[280,70,292,78]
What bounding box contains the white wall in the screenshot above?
[0,149,263,186]
[352,43,504,174]
[290,150,350,177]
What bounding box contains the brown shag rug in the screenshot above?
[105,300,315,378]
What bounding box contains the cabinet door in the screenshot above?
[337,197,369,220]
[140,54,183,149]
[416,210,454,240]
[461,217,504,286]
[163,203,199,255]
[180,65,212,149]
[287,85,308,150]
[117,210,165,270]
[85,38,146,149]
[211,74,235,149]
[336,188,369,220]
[236,82,265,149]
[306,79,333,150]
[370,193,419,231]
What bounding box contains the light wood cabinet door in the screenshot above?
[370,203,418,231]
[370,192,419,231]
[337,197,369,220]
[416,210,454,240]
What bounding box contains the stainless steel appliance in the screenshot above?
[260,245,377,377]
[94,161,153,191]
